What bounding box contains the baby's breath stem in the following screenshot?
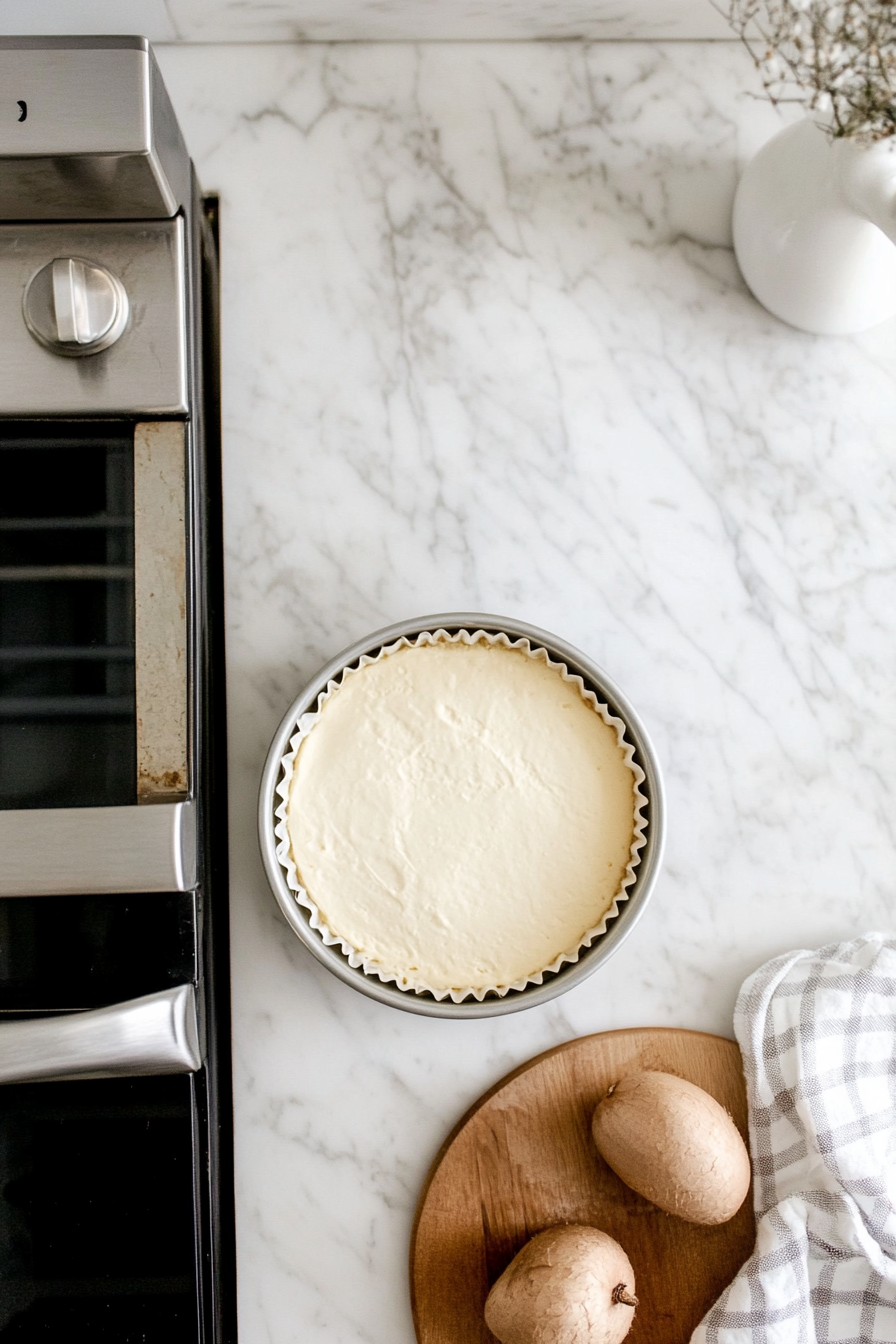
[725,0,896,140]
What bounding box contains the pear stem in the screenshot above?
[612,1284,639,1309]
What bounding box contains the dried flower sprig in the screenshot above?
[725,0,896,140]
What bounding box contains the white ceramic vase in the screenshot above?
[733,117,896,334]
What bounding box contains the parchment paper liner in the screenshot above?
[273,628,648,1003]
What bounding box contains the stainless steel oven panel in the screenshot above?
[0,984,200,1084]
[0,37,189,219]
[0,800,197,896]
[0,219,187,415]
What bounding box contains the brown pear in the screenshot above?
[484,1224,638,1344]
[592,1071,751,1225]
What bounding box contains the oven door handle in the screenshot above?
[0,800,196,896]
[0,984,201,1085]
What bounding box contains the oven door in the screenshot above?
[0,1064,202,1340]
[0,417,190,816]
[0,888,206,1344]
[0,408,229,1341]
[0,907,204,1340]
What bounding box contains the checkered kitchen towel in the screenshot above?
[694,934,896,1344]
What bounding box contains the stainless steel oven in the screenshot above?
[0,36,235,1343]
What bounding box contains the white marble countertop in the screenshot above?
[156,40,896,1343]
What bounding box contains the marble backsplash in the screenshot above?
[3,0,732,41]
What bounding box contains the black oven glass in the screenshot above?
[0,1074,198,1341]
[0,422,137,812]
[0,894,196,1015]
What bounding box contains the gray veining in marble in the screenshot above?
[163,0,732,41]
[153,40,896,1343]
[1,0,732,42]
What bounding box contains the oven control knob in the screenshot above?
[23,256,129,356]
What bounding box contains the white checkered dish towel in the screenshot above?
[693,933,896,1344]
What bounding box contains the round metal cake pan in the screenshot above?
[258,612,666,1019]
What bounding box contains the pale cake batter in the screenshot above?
[286,640,638,992]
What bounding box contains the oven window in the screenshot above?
[0,1075,198,1341]
[0,422,136,810]
[0,893,196,1015]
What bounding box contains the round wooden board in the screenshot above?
[410,1028,755,1344]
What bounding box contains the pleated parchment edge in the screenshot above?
[273,628,648,1003]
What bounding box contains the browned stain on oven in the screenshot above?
[134,421,189,802]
